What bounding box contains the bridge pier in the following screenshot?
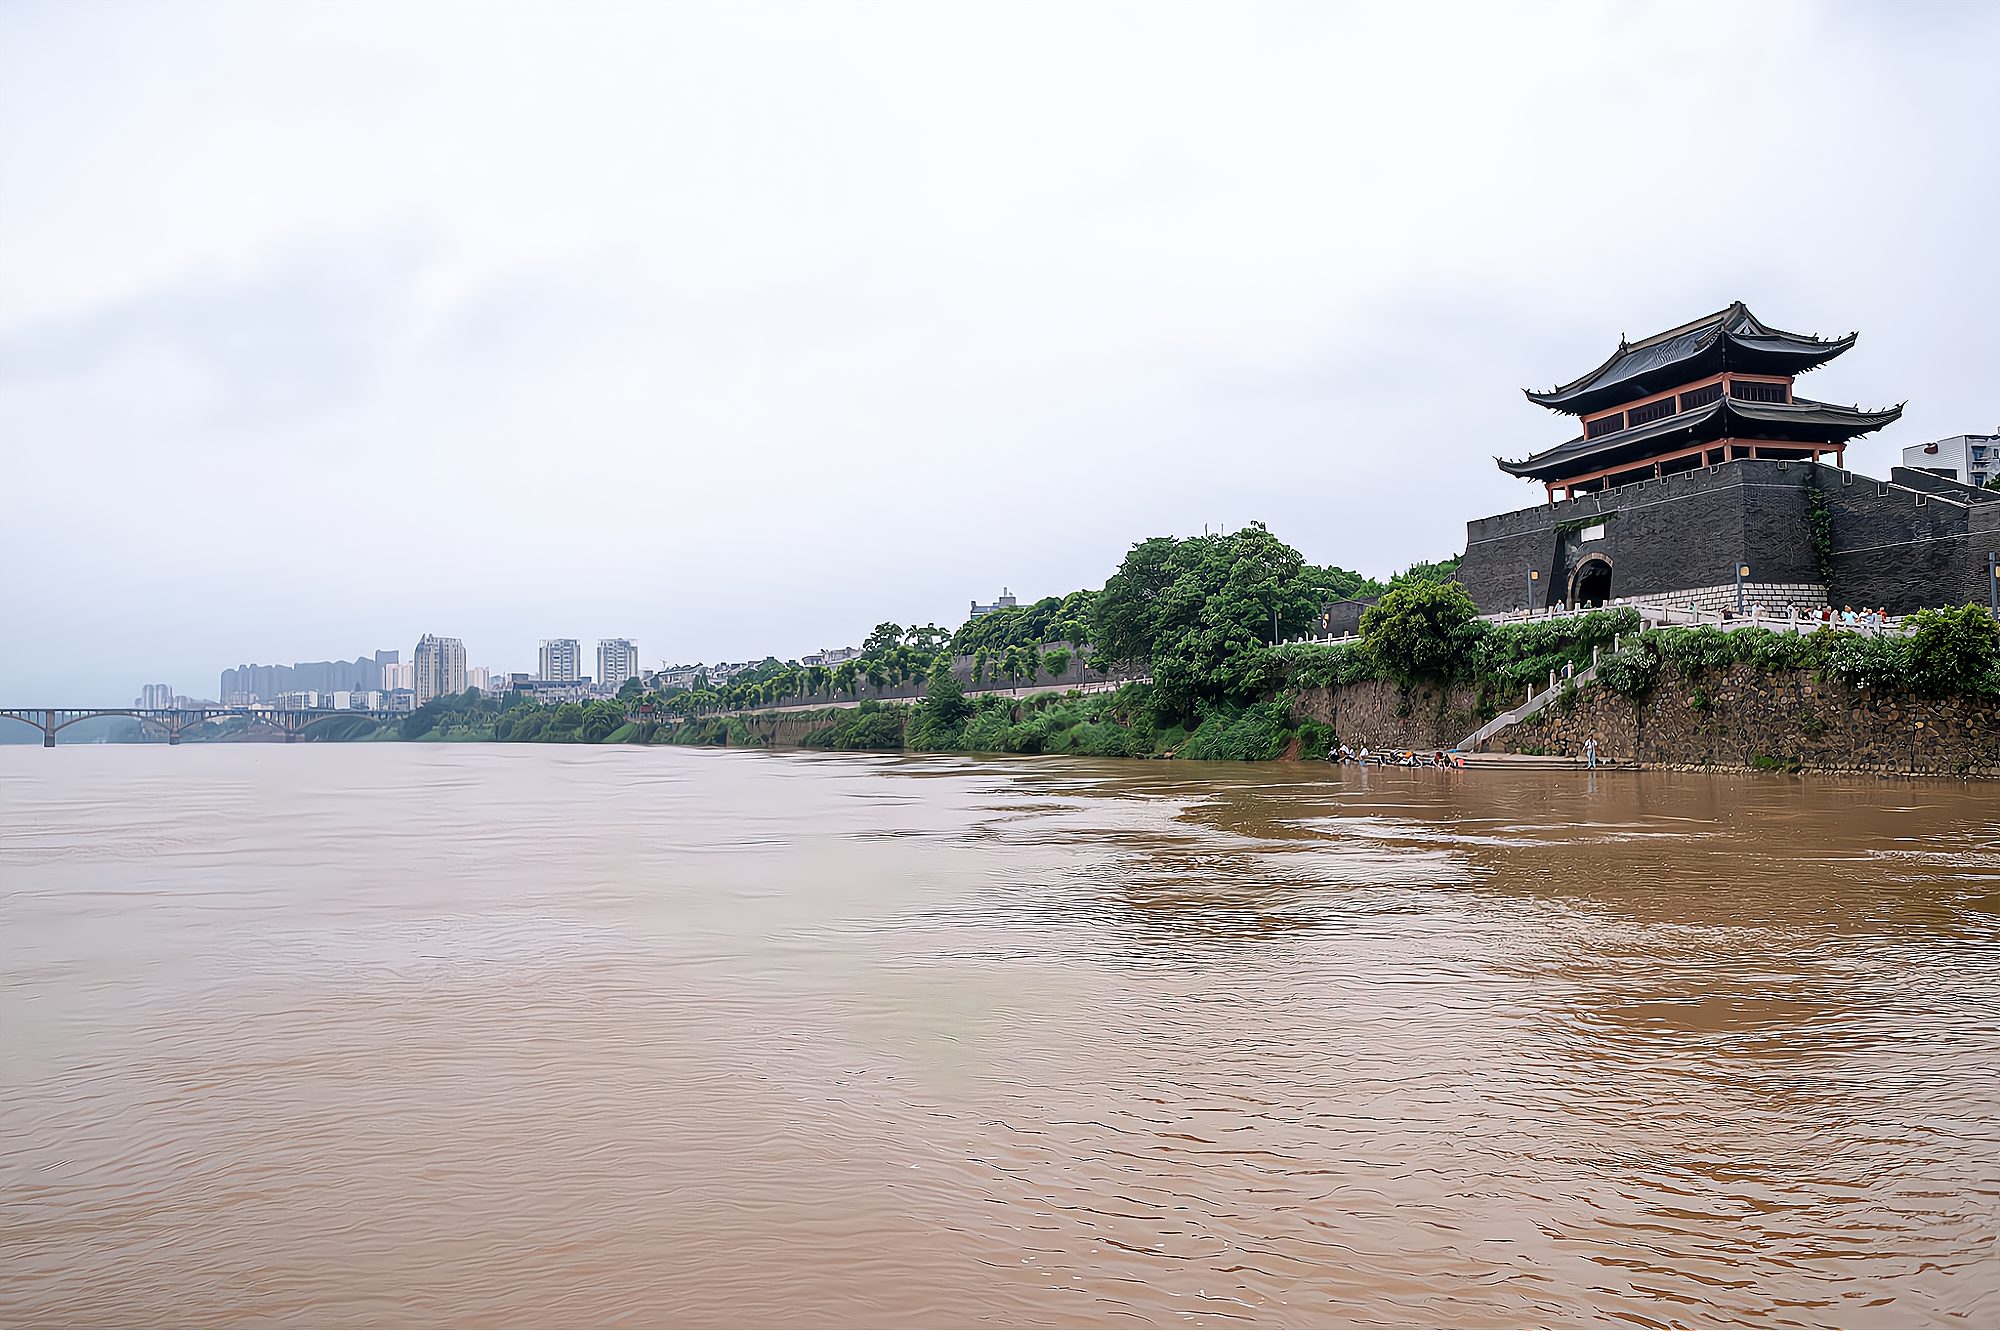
[44,728,56,748]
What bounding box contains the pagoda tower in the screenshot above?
[1501,303,1903,502]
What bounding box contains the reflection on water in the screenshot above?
[3,745,1997,1326]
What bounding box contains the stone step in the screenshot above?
[1456,751,1620,770]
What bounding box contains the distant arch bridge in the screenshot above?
[0,706,401,747]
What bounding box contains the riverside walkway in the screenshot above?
[645,675,1150,723]
[1281,603,1914,650]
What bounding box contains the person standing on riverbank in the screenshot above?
[1585,737,1599,769]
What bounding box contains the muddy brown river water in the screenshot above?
[3,745,1997,1326]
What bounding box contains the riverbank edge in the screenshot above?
[633,669,1999,779]
[1290,668,2000,779]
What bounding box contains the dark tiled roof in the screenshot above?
[1524,302,1856,416]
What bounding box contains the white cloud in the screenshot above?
[1,0,1995,699]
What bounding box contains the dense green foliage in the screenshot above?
[1090,524,1377,719]
[1274,605,1637,696]
[800,700,909,751]
[1385,555,1464,590]
[1357,581,1480,683]
[1904,603,2000,695]
[1588,606,2000,699]
[936,685,1160,757]
[1468,608,1636,691]
[950,592,1095,655]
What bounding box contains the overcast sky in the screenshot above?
[2,0,1995,702]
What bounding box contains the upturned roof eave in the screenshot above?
[1497,396,1904,481]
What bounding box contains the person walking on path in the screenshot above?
[1585,737,1599,769]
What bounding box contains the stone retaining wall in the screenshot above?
[1485,665,1999,777]
[1290,680,1485,752]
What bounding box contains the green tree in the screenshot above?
[908,656,972,750]
[1044,648,1071,679]
[580,700,624,742]
[1093,524,1322,718]
[863,622,904,656]
[1359,579,1480,683]
[1307,563,1387,603]
[1904,603,2000,696]
[1386,555,1464,589]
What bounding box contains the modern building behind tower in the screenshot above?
[413,634,467,705]
[597,638,640,690]
[1904,434,1997,490]
[540,639,581,683]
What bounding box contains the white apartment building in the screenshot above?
[597,639,641,690]
[413,634,468,705]
[800,647,860,668]
[1904,433,1998,489]
[138,683,175,709]
[273,690,322,709]
[379,659,415,692]
[468,666,495,693]
[329,691,384,710]
[540,638,581,683]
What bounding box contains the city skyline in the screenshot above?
[164,632,709,706]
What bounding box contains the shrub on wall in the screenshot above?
[1596,638,1661,697]
[1269,639,1380,688]
[1359,580,1481,683]
[1904,604,2000,697]
[1469,607,1638,689]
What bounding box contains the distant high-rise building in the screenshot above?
[138,684,174,709]
[597,639,640,690]
[219,650,399,702]
[413,634,467,705]
[468,666,495,693]
[540,638,581,683]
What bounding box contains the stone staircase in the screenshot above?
[1458,661,1600,753]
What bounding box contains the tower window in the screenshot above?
[1679,382,1723,411]
[1628,397,1677,427]
[1586,412,1625,439]
[1730,380,1789,403]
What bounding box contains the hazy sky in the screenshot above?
[3,0,1995,702]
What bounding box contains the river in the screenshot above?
[3,745,1996,1326]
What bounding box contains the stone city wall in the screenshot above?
[1457,459,1997,618]
[1622,581,1829,615]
